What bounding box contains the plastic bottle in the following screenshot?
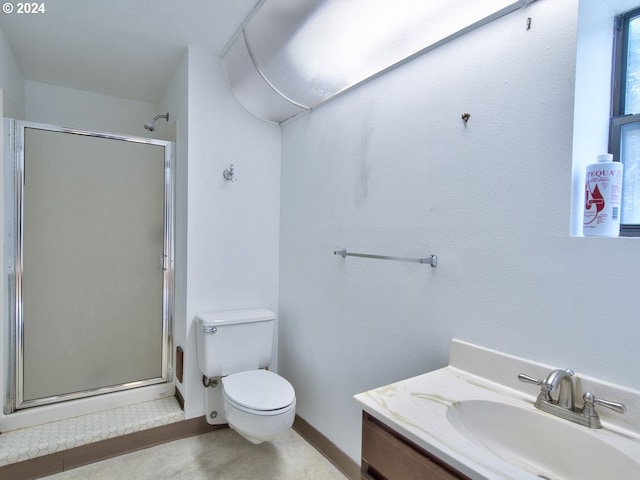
[583,154,623,237]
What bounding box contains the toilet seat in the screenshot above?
[222,370,295,414]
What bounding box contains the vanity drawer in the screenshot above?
[361,413,468,480]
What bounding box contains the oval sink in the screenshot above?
[446,400,640,480]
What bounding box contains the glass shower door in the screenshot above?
[9,121,173,410]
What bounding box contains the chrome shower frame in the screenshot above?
[4,119,175,413]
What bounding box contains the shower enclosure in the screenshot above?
[4,120,174,412]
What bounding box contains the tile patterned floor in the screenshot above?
[44,427,348,480]
[0,397,184,467]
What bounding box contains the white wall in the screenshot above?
[279,0,640,462]
[0,25,24,119]
[180,47,281,418]
[25,81,158,137]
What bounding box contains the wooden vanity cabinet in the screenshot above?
[361,412,470,480]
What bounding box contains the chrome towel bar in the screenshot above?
[334,248,437,267]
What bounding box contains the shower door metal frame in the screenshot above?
[5,119,174,412]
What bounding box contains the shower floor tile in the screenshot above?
[0,396,184,467]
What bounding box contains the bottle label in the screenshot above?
[583,167,622,228]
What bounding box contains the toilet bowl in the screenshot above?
[222,369,296,444]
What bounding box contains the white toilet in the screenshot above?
[195,308,296,444]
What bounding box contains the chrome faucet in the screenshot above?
[518,368,626,429]
[540,368,575,409]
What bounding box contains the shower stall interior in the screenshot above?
[4,120,174,413]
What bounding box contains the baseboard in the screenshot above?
[293,415,360,480]
[0,417,223,480]
[175,388,185,410]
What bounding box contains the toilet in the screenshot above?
[195,308,296,444]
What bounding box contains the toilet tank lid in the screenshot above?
[195,308,275,326]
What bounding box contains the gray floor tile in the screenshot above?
[45,428,347,479]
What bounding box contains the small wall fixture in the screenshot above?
[223,164,237,182]
[461,113,471,124]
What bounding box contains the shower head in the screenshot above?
[144,113,169,132]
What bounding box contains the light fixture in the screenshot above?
[222,0,537,124]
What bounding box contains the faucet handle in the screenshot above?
[518,373,543,386]
[518,373,553,401]
[582,392,627,416]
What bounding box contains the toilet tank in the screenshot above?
[195,308,276,378]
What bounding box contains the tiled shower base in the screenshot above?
[0,396,184,467]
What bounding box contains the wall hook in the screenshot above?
[223,164,237,182]
[461,113,471,124]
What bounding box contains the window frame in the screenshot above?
[611,7,640,236]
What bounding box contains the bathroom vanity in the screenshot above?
[355,339,640,480]
[361,411,467,479]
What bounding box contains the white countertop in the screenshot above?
[354,339,640,480]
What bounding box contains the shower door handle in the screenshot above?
[160,254,168,271]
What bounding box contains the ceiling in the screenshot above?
[0,0,260,104]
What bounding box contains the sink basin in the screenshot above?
[446,400,640,480]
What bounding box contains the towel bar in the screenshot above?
[334,248,437,267]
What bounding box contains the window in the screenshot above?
[611,7,640,236]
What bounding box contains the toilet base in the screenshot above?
[228,423,269,444]
[203,377,227,425]
[224,399,296,444]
